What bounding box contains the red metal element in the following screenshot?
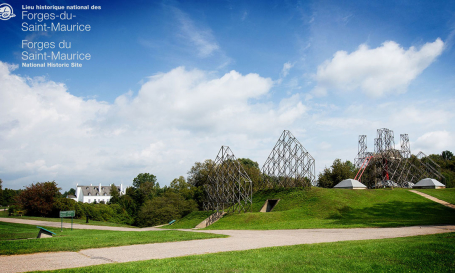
[384,159,389,180]
[355,156,373,182]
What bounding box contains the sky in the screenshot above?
[1,0,454,191]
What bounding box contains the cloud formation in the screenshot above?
[413,131,453,154]
[173,8,220,57]
[281,62,294,78]
[0,62,307,189]
[312,38,444,97]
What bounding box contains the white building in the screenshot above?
[71,183,125,203]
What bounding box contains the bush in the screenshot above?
[52,198,77,217]
[136,192,197,227]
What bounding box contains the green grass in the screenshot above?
[416,188,455,205]
[175,187,455,230]
[0,210,136,228]
[0,222,227,255]
[163,211,214,229]
[42,232,455,273]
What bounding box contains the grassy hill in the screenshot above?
[166,187,455,230]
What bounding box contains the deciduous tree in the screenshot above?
[16,181,61,216]
[133,173,157,189]
[317,159,357,188]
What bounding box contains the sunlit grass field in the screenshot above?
[166,187,455,230]
[0,222,226,255]
[45,232,455,273]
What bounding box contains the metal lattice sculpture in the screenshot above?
[354,128,445,188]
[203,146,253,213]
[260,130,315,189]
[400,134,411,159]
[355,135,367,168]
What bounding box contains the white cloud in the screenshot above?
[413,131,453,154]
[0,62,308,189]
[281,62,294,78]
[174,8,220,57]
[312,38,444,97]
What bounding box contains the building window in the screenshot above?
[88,199,91,203]
[88,193,91,196]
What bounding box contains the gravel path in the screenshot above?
[410,190,455,209]
[1,225,454,273]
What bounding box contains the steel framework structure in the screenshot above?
[354,128,445,188]
[203,146,253,213]
[354,135,368,168]
[260,130,315,189]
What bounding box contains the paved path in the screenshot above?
[1,224,454,273]
[410,190,455,209]
[0,218,160,231]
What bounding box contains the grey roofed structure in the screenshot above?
[334,179,367,189]
[412,178,446,189]
[73,183,125,203]
[80,185,121,196]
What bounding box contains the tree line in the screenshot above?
[2,150,453,227]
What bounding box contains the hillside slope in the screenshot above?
[169,187,455,230]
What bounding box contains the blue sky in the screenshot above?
[0,0,454,191]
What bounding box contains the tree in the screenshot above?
[187,160,215,187]
[187,160,216,209]
[133,173,157,189]
[2,188,21,206]
[16,181,61,216]
[238,158,262,192]
[136,191,197,227]
[62,188,76,198]
[119,188,137,217]
[317,159,358,188]
[442,150,454,161]
[170,176,194,200]
[109,184,120,204]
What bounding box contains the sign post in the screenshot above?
[59,210,75,231]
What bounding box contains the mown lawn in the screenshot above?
[0,222,226,255]
[168,187,455,230]
[43,232,455,273]
[0,210,135,228]
[416,188,455,205]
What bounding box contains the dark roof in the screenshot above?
[67,195,76,198]
[79,185,120,196]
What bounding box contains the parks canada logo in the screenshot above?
[0,3,16,20]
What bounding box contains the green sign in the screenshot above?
[60,210,75,218]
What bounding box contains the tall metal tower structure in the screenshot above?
[203,146,253,213]
[354,128,444,188]
[260,130,315,189]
